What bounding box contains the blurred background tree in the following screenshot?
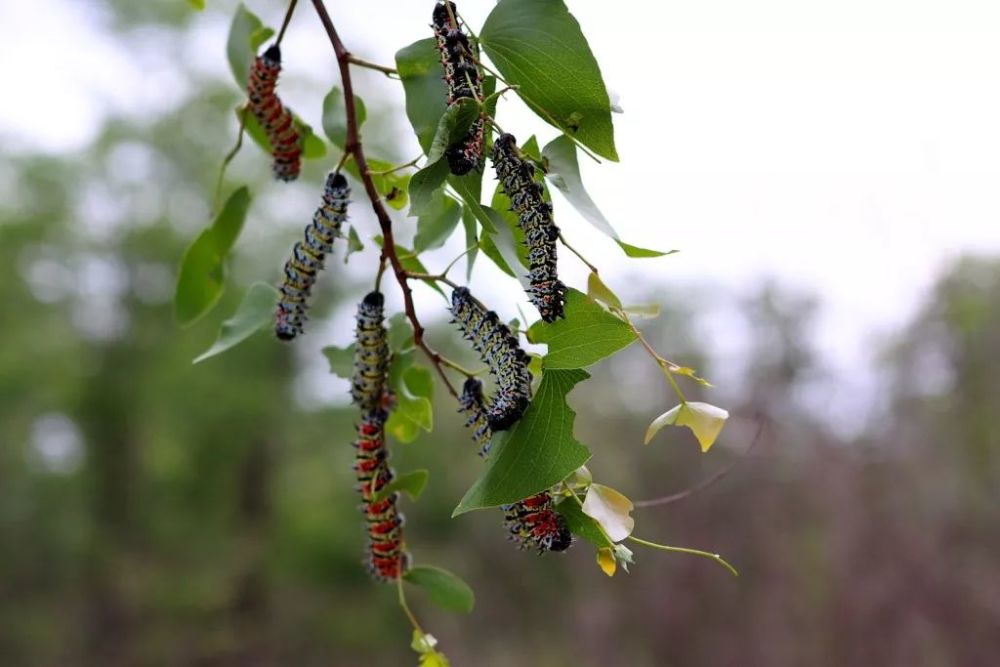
[2,1,999,665]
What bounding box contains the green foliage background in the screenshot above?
[1,1,999,665]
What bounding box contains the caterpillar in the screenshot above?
[274,172,350,341]
[458,378,492,456]
[247,44,302,182]
[351,291,391,410]
[350,293,407,582]
[492,133,567,322]
[502,493,573,553]
[456,379,572,553]
[450,287,532,431]
[354,398,410,582]
[431,2,487,175]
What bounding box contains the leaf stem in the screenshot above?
[396,575,425,635]
[612,306,688,404]
[213,105,248,214]
[368,156,421,176]
[626,535,739,577]
[405,271,460,290]
[558,233,599,274]
[276,0,298,45]
[347,54,399,77]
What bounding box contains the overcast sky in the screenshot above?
[5,0,1000,432]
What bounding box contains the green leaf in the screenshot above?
[427,99,480,165]
[226,4,273,89]
[396,38,448,153]
[645,401,730,452]
[415,195,462,252]
[187,0,206,10]
[480,0,617,160]
[556,498,612,548]
[618,242,676,258]
[542,135,669,257]
[581,483,635,543]
[461,206,478,280]
[386,354,434,443]
[408,160,449,217]
[387,313,414,352]
[210,186,251,253]
[344,226,364,263]
[372,469,429,502]
[174,187,252,327]
[483,206,528,284]
[321,87,367,148]
[343,158,410,211]
[454,369,591,514]
[586,272,622,310]
[174,230,225,328]
[490,179,530,270]
[321,343,355,379]
[242,107,326,161]
[404,566,475,614]
[528,289,636,369]
[193,282,279,363]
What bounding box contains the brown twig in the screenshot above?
[634,416,765,508]
[311,0,458,399]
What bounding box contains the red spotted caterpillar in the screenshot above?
[247,45,302,182]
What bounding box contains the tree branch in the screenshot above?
[311,0,458,399]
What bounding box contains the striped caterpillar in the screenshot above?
[247,45,302,182]
[431,2,487,175]
[458,380,572,552]
[351,291,391,410]
[350,292,409,581]
[450,287,532,431]
[492,133,566,322]
[274,172,350,341]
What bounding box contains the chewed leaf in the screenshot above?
[454,369,591,514]
[321,343,355,379]
[193,282,279,364]
[644,401,729,452]
[581,483,635,543]
[404,566,475,614]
